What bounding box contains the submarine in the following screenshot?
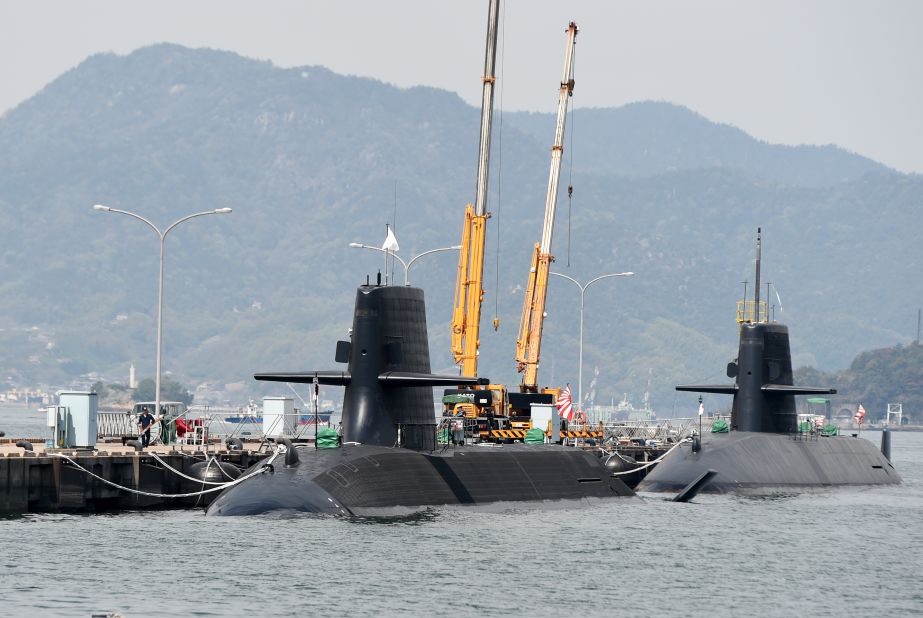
[207,279,634,516]
[636,229,900,494]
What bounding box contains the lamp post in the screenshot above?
[348,243,461,286]
[549,271,634,423]
[93,204,232,425]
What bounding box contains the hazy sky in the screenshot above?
[2,0,920,172]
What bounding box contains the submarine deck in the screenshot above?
[636,431,901,493]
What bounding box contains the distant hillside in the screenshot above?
[794,342,923,422]
[0,43,920,412]
[506,102,888,187]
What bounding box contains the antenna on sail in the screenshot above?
[754,227,762,323]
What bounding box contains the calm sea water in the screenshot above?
[1,406,921,617]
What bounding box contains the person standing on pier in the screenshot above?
[138,408,155,448]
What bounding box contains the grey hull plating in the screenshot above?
[207,444,634,516]
[636,431,901,493]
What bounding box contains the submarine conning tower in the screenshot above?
[677,321,834,434]
[342,284,437,450]
[254,283,482,451]
[676,228,835,434]
[731,322,798,433]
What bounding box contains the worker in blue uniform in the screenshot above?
[138,408,155,448]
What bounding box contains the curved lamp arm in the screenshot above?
[94,205,160,237]
[404,245,461,285]
[164,208,232,238]
[349,243,409,271]
[586,271,634,291]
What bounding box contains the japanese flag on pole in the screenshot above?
[556,385,574,421]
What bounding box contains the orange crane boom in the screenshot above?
[451,0,500,378]
[515,21,579,392]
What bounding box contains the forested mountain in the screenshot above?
[0,44,919,412]
[506,103,886,187]
[794,343,923,422]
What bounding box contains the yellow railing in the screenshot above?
[736,299,768,325]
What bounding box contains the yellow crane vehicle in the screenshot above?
[451,0,499,381]
[445,15,599,444]
[441,384,568,442]
[511,21,580,429]
[446,0,515,441]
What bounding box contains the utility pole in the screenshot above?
[917,308,921,344]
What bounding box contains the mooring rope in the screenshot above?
[48,446,282,499]
[147,452,236,486]
[213,455,240,480]
[193,456,215,509]
[605,438,692,476]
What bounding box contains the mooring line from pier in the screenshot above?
[47,447,283,499]
[174,450,244,480]
[605,438,692,476]
[147,452,236,485]
[193,456,215,509]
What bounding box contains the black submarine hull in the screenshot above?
[207,443,634,516]
[636,431,901,494]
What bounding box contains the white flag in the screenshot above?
[382,225,400,252]
[698,402,704,416]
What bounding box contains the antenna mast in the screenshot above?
[754,227,762,323]
[917,308,921,344]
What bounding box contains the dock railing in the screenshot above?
[98,405,333,446]
[600,417,703,445]
[97,410,137,439]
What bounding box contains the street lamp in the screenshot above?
[349,243,461,286]
[93,204,232,426]
[550,270,634,424]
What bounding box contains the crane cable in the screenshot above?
[566,40,577,267]
[491,0,507,332]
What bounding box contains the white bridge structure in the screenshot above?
[887,403,903,426]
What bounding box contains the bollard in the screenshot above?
[881,427,892,461]
[282,438,300,467]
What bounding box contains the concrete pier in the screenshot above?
[0,440,271,515]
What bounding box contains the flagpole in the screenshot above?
[314,374,319,449]
[384,224,390,285]
[698,395,703,440]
